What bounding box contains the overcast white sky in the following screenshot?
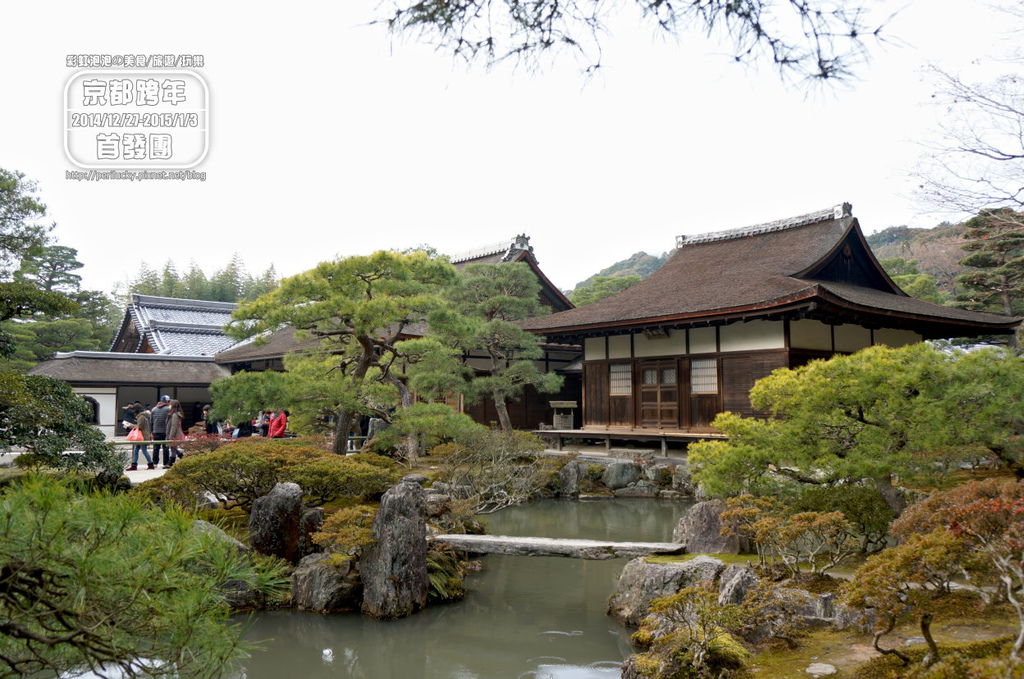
[0,1,1018,295]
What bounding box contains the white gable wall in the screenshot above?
[719,320,785,351]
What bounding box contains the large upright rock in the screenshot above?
[672,499,744,554]
[297,507,325,560]
[718,564,759,605]
[608,555,726,626]
[249,482,303,562]
[360,479,428,619]
[603,462,642,490]
[558,460,582,497]
[366,417,389,442]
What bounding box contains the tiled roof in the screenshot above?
[113,294,238,357]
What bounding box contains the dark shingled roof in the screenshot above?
[522,204,1020,336]
[215,327,316,363]
[28,352,231,385]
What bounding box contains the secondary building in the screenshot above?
[28,295,236,437]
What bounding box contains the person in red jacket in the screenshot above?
[268,409,288,438]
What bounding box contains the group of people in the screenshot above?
[121,395,186,470]
[121,401,289,471]
[218,409,288,439]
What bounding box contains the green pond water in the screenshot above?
[237,498,689,679]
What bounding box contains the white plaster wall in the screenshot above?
[834,324,872,353]
[719,320,784,352]
[633,329,687,357]
[73,387,116,440]
[584,337,606,360]
[608,334,632,359]
[789,319,833,351]
[689,327,716,354]
[874,328,923,347]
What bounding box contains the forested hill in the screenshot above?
[572,251,671,291]
[865,222,966,295]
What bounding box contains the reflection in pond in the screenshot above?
[239,499,689,679]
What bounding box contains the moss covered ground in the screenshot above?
[736,593,1017,679]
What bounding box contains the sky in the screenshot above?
[0,1,1018,295]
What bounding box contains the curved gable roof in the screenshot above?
[522,204,1019,335]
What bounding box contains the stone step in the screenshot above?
[431,534,685,560]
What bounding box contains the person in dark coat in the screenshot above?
[150,395,171,467]
[202,404,219,435]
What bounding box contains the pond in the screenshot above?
[238,498,689,679]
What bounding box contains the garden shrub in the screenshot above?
[151,440,395,511]
[642,583,750,678]
[431,429,548,513]
[168,446,279,511]
[371,402,484,458]
[313,504,378,563]
[258,435,331,452]
[285,457,397,505]
[178,433,229,457]
[792,484,894,553]
[133,474,204,509]
[12,453,49,470]
[343,452,401,472]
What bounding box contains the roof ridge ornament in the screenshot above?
[449,234,533,264]
[676,203,853,248]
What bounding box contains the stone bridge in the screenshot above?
[430,534,685,560]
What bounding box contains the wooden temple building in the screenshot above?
[521,203,1020,450]
[29,212,1021,443]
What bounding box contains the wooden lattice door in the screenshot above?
[638,360,679,428]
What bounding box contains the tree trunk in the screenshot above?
[920,612,940,668]
[487,350,513,431]
[493,390,512,432]
[332,407,350,455]
[873,616,911,665]
[874,476,907,516]
[387,374,419,461]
